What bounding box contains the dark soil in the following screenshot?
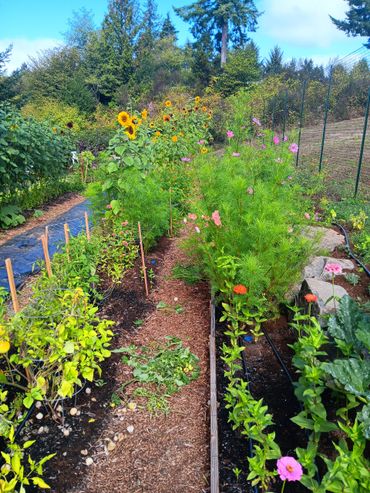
[216,311,308,493]
[19,238,169,493]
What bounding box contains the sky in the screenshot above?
[0,0,368,74]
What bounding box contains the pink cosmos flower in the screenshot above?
[324,263,343,275]
[252,117,261,126]
[277,456,303,482]
[273,135,280,145]
[247,187,254,195]
[232,152,240,157]
[211,210,222,227]
[181,157,191,162]
[289,143,299,153]
[195,226,200,234]
[283,135,288,142]
[261,144,266,150]
[304,213,310,220]
[188,213,197,221]
[198,139,205,145]
[227,130,234,139]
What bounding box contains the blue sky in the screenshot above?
[0,0,368,73]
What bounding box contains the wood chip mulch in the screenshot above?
[70,231,211,493]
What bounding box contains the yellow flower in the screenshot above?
[165,100,172,107]
[52,127,57,133]
[155,131,161,137]
[201,106,207,112]
[200,147,208,154]
[117,111,131,127]
[141,109,148,120]
[179,131,184,137]
[131,116,139,125]
[195,96,201,104]
[124,123,137,140]
[172,135,178,142]
[0,340,10,354]
[149,121,155,128]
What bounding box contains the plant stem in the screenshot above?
[281,480,286,493]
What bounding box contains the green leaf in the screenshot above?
[31,477,51,489]
[64,341,75,354]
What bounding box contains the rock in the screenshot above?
[35,401,42,409]
[85,457,94,466]
[300,278,349,321]
[85,387,91,395]
[69,407,78,416]
[303,226,344,253]
[127,425,134,434]
[304,256,354,280]
[56,404,63,413]
[81,449,88,456]
[62,428,70,437]
[107,440,116,452]
[36,413,43,420]
[37,427,44,434]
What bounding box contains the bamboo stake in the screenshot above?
[84,212,91,241]
[41,234,53,278]
[5,258,20,313]
[64,223,70,259]
[45,225,49,242]
[138,222,149,296]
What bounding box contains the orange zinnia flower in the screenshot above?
[163,114,171,122]
[233,284,248,295]
[304,293,318,303]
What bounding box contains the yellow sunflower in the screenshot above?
[118,111,131,127]
[200,147,208,154]
[195,96,201,104]
[124,123,137,140]
[149,122,155,128]
[0,340,10,354]
[164,100,172,107]
[172,135,178,142]
[141,109,148,120]
[201,106,207,112]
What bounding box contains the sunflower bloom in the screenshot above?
[200,147,208,154]
[165,100,172,107]
[118,111,131,127]
[195,96,201,104]
[124,123,136,140]
[149,121,155,128]
[201,106,207,112]
[0,340,10,354]
[141,109,148,120]
[172,135,178,142]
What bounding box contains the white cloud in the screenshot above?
[0,38,61,74]
[260,0,365,49]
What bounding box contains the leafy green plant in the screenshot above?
[171,263,203,285]
[344,272,360,286]
[0,204,25,228]
[114,337,199,414]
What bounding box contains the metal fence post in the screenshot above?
[282,89,288,141]
[271,97,276,143]
[354,87,370,197]
[296,80,307,167]
[319,68,333,172]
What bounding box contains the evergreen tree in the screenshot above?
[63,8,96,50]
[174,0,260,66]
[160,13,178,40]
[264,45,284,76]
[0,45,12,74]
[330,0,370,48]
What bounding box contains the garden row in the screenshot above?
[0,97,212,491]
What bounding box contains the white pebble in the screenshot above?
[85,387,91,395]
[81,449,88,456]
[85,457,94,466]
[69,407,78,416]
[107,441,116,452]
[36,413,43,420]
[63,428,70,437]
[37,427,44,434]
[174,297,178,302]
[35,401,42,409]
[127,425,134,434]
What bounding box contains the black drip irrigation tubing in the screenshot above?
[333,222,370,277]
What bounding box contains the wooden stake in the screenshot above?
[138,222,149,296]
[45,225,49,242]
[169,187,173,237]
[5,258,20,313]
[84,212,90,241]
[41,235,53,278]
[64,223,70,258]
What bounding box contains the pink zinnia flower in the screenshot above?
[273,135,280,145]
[252,117,261,126]
[198,139,205,145]
[188,213,197,221]
[211,210,222,227]
[181,157,191,162]
[304,213,310,220]
[226,130,234,139]
[232,152,240,157]
[289,143,299,153]
[324,263,343,275]
[194,226,200,234]
[277,456,303,482]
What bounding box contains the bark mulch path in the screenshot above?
[0,193,86,246]
[70,232,210,493]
